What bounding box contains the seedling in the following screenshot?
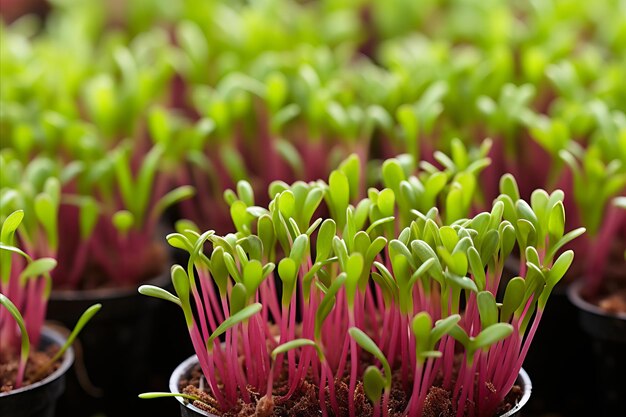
[0,146,194,288]
[0,211,101,389]
[141,154,581,416]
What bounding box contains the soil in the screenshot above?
[178,360,523,417]
[594,287,626,315]
[586,255,626,316]
[0,345,61,393]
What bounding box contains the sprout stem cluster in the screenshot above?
[142,154,581,416]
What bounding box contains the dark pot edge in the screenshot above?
[0,326,74,398]
[566,279,626,321]
[169,355,215,416]
[169,355,531,417]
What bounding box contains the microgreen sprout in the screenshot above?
[141,154,581,416]
[0,211,101,389]
[0,147,194,289]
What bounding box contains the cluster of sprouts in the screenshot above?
[141,154,582,416]
[0,210,100,389]
[0,146,193,289]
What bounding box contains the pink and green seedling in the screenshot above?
[140,154,582,416]
[0,211,101,389]
[0,147,194,289]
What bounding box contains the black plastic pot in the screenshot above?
[46,270,182,417]
[502,259,595,417]
[568,280,626,416]
[169,355,531,417]
[0,326,74,417]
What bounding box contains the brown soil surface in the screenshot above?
[596,288,626,315]
[178,361,522,417]
[0,346,61,393]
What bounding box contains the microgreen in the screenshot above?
[0,147,194,288]
[0,211,100,389]
[142,154,581,416]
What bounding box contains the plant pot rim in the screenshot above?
[170,354,532,417]
[0,326,74,398]
[50,267,170,301]
[567,279,626,321]
[169,354,213,416]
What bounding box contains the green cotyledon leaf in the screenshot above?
[207,303,262,350]
[349,327,391,388]
[362,366,385,404]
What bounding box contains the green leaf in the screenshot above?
[138,285,181,306]
[366,214,395,236]
[499,174,520,201]
[0,243,31,260]
[112,210,134,235]
[222,251,242,283]
[171,265,191,311]
[278,191,295,219]
[237,181,255,206]
[34,194,58,250]
[339,154,361,201]
[166,232,193,252]
[475,227,496,261]
[390,239,416,269]
[547,250,574,287]
[0,294,29,370]
[547,201,565,243]
[316,219,336,263]
[516,200,538,229]
[516,219,536,249]
[438,247,468,277]
[449,324,470,347]
[231,200,252,234]
[45,304,102,372]
[412,312,433,349]
[278,257,298,305]
[345,253,364,306]
[382,158,406,195]
[315,273,346,341]
[153,186,195,218]
[148,107,170,145]
[1,210,24,243]
[446,273,478,292]
[20,257,56,281]
[546,227,586,260]
[363,366,385,404]
[377,188,395,217]
[348,327,391,387]
[257,215,276,260]
[408,258,436,288]
[473,323,513,350]
[136,145,164,224]
[467,247,486,290]
[290,234,309,267]
[430,314,461,347]
[207,303,262,350]
[501,277,525,322]
[229,282,248,315]
[271,339,318,360]
[477,291,498,329]
[79,198,99,240]
[445,185,464,223]
[439,226,459,253]
[139,392,203,402]
[301,188,325,228]
[243,260,264,298]
[328,170,350,227]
